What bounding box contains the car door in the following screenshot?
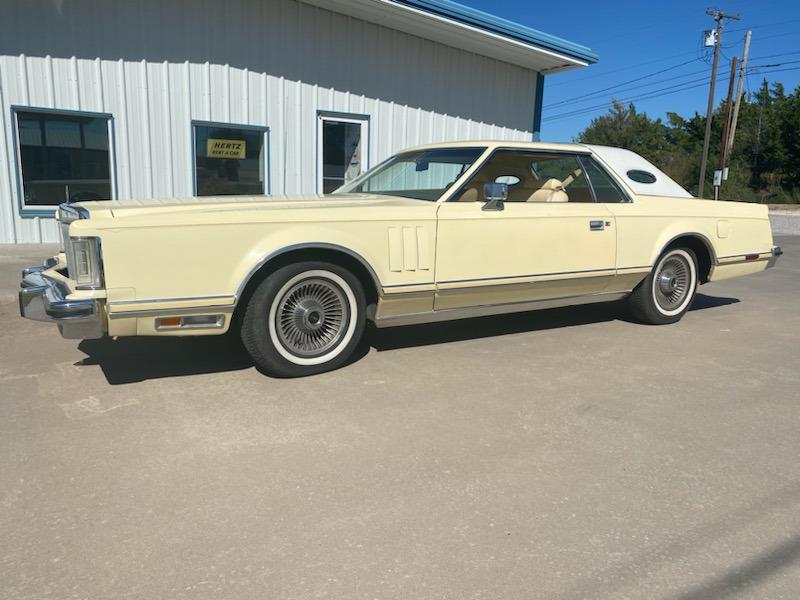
[434,150,617,311]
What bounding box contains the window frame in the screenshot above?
[191,120,271,197]
[12,105,117,218]
[445,147,635,204]
[578,155,633,204]
[445,147,594,203]
[337,146,487,202]
[316,111,370,194]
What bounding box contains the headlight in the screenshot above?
[67,237,104,289]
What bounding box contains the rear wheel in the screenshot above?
[629,247,698,325]
[241,262,365,377]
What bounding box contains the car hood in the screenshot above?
[75,193,432,221]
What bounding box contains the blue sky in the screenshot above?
[459,0,800,141]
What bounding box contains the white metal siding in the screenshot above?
[0,0,538,243]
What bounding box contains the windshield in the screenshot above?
[336,147,486,201]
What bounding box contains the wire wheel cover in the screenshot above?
[275,277,349,357]
[654,254,691,311]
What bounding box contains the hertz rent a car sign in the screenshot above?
[207,139,246,159]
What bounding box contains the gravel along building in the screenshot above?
[0,0,596,243]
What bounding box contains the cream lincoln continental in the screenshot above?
[20,141,782,377]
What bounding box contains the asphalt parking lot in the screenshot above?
[1,237,799,599]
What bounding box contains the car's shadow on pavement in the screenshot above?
[77,293,738,384]
[368,293,739,351]
[77,334,255,384]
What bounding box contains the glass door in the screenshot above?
[317,114,369,194]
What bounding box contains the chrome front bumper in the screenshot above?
[19,261,104,339]
[767,246,783,269]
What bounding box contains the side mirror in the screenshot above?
[482,182,507,211]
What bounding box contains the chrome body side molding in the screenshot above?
[374,290,630,328]
[109,304,236,318]
[108,294,235,306]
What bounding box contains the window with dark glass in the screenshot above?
[583,158,629,203]
[194,124,266,196]
[320,118,367,193]
[627,169,657,184]
[16,110,112,206]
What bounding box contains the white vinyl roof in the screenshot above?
[586,145,693,198]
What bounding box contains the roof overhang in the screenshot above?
[300,0,598,74]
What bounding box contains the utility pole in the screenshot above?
[727,30,752,157]
[715,56,738,200]
[698,8,740,198]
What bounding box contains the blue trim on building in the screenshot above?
[389,0,598,64]
[532,72,545,141]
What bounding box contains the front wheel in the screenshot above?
[628,247,698,325]
[241,262,366,377]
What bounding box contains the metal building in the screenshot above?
[0,0,596,244]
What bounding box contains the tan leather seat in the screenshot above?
[527,178,568,203]
[457,184,482,202]
[507,177,542,202]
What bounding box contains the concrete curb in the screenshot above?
[770,211,800,236]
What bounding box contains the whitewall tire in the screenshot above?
[629,247,698,325]
[241,262,366,377]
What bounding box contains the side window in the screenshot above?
[583,158,629,203]
[531,156,593,203]
[194,123,268,196]
[455,150,593,203]
[16,109,113,207]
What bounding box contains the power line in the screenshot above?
[543,72,732,122]
[542,80,718,123]
[545,58,701,108]
[546,65,711,109]
[546,19,800,107]
[542,65,800,124]
[726,18,800,34]
[747,65,800,77]
[548,57,789,112]
[747,59,800,70]
[547,50,699,88]
[756,30,800,42]
[749,50,800,61]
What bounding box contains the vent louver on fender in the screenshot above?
[388,226,430,272]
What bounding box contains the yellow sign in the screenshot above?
[207,138,246,159]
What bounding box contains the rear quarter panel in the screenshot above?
[607,196,774,273]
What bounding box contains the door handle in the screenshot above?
[589,220,605,231]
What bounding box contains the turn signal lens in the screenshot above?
[155,315,224,330]
[157,317,182,328]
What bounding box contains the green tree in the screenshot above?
[576,79,800,203]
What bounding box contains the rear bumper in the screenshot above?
[19,261,104,339]
[767,246,783,269]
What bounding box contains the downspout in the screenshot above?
[532,72,544,141]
